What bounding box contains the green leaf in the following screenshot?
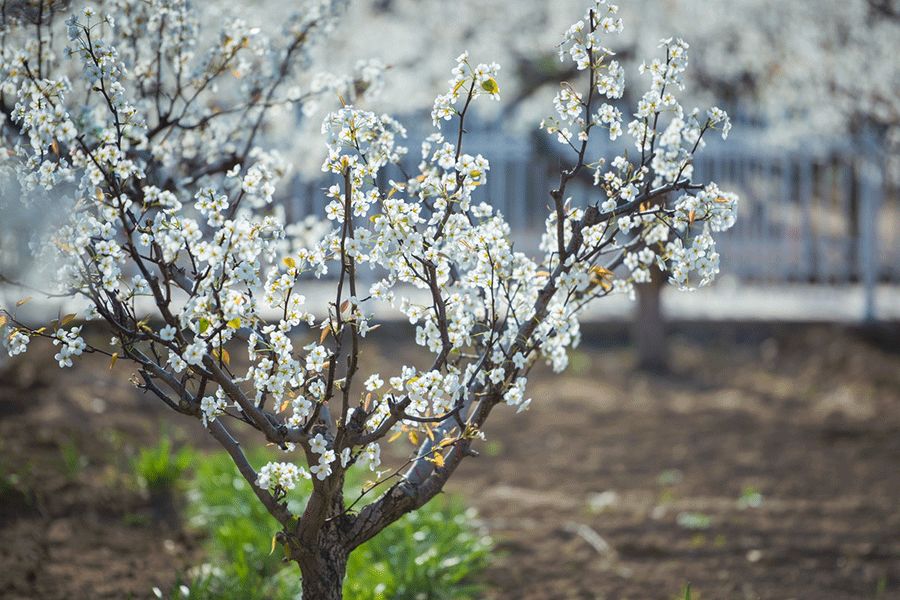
[199,318,210,334]
[480,77,499,95]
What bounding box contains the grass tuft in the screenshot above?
[180,448,492,599]
[132,433,194,492]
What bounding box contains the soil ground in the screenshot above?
[1,322,898,599]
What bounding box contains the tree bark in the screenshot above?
[296,535,348,600]
[633,264,667,372]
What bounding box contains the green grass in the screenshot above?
[0,441,36,505]
[58,438,88,481]
[737,486,764,509]
[676,511,712,530]
[180,448,492,599]
[132,433,194,492]
[0,455,24,497]
[344,498,490,600]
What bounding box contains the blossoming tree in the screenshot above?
[302,0,897,146]
[1,1,738,597]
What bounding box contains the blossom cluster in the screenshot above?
[256,461,310,493]
[431,52,501,127]
[5,330,30,356]
[52,327,87,368]
[200,390,229,426]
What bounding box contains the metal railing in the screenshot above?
[286,126,894,320]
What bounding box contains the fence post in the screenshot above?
[857,156,882,322]
[798,160,815,281]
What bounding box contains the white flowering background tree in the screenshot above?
[0,1,738,597]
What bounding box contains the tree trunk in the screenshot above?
[295,535,348,600]
[633,265,667,372]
